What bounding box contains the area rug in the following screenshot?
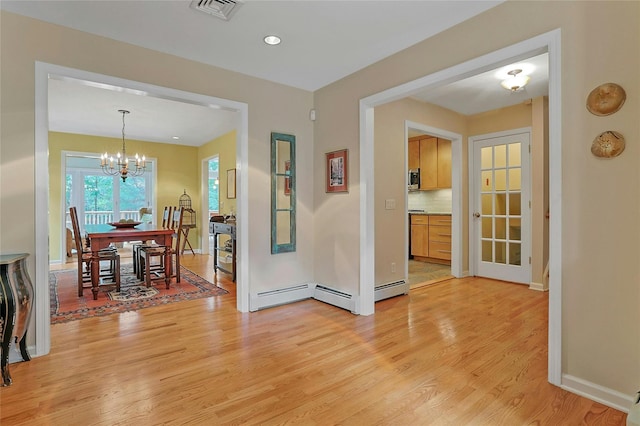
[50,264,229,324]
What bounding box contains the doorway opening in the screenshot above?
[360,30,561,385]
[406,127,457,289]
[34,62,250,358]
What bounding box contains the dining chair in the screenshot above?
[138,206,184,288]
[133,206,172,278]
[69,207,121,297]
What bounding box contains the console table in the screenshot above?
[0,253,34,386]
[211,222,236,282]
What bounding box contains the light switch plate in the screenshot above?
[385,199,396,210]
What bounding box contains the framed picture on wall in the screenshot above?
[227,168,236,199]
[325,149,348,193]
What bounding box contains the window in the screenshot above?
[64,153,153,230]
[208,156,220,213]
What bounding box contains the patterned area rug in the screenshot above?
[50,264,229,324]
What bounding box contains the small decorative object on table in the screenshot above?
[108,221,142,228]
[0,253,34,386]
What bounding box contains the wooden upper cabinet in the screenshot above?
[437,138,452,189]
[407,135,452,190]
[408,139,420,170]
[419,137,438,189]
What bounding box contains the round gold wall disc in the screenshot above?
[591,131,625,158]
[586,83,626,116]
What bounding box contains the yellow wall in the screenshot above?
[48,131,201,260]
[199,130,237,216]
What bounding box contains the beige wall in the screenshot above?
[372,96,548,287]
[1,11,314,315]
[373,98,467,286]
[315,1,639,397]
[48,132,202,261]
[2,0,639,403]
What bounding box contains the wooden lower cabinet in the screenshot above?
[428,215,452,261]
[410,214,452,263]
[410,214,429,257]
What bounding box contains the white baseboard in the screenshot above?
[374,280,409,302]
[249,283,315,311]
[8,343,37,363]
[562,373,635,413]
[314,285,357,313]
[529,281,548,292]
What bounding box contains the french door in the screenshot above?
[64,154,153,232]
[471,131,531,284]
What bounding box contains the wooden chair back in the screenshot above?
[69,207,86,255]
[161,206,173,229]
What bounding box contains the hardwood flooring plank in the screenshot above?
[0,256,627,425]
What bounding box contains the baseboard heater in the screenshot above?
[250,283,315,311]
[314,285,356,314]
[374,280,409,302]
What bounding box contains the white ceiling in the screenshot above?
[1,1,550,147]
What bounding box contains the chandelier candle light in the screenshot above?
[100,109,147,182]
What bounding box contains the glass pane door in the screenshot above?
[473,132,530,284]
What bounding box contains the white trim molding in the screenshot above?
[562,374,635,413]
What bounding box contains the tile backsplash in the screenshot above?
[408,189,452,213]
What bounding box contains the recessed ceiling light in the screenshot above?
[172,136,180,140]
[264,35,281,46]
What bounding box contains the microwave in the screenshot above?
[408,168,420,190]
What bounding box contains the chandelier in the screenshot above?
[100,109,147,182]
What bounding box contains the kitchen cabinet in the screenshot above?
[410,214,451,264]
[410,214,429,257]
[428,215,452,261]
[408,136,451,190]
[408,138,420,170]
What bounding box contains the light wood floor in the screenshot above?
[1,255,626,425]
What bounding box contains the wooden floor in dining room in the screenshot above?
[2,255,626,425]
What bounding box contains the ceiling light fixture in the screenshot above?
[501,69,530,92]
[100,110,147,182]
[264,35,281,46]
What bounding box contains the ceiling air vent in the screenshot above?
[190,0,243,21]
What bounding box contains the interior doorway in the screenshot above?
[360,30,561,385]
[406,126,457,289]
[33,62,250,358]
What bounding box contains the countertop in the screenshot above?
[408,210,451,215]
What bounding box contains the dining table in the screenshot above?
[85,223,175,300]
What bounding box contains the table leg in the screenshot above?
[164,249,171,289]
[90,253,100,300]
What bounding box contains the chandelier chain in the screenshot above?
[100,109,147,182]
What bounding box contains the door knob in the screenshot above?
[473,212,481,218]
